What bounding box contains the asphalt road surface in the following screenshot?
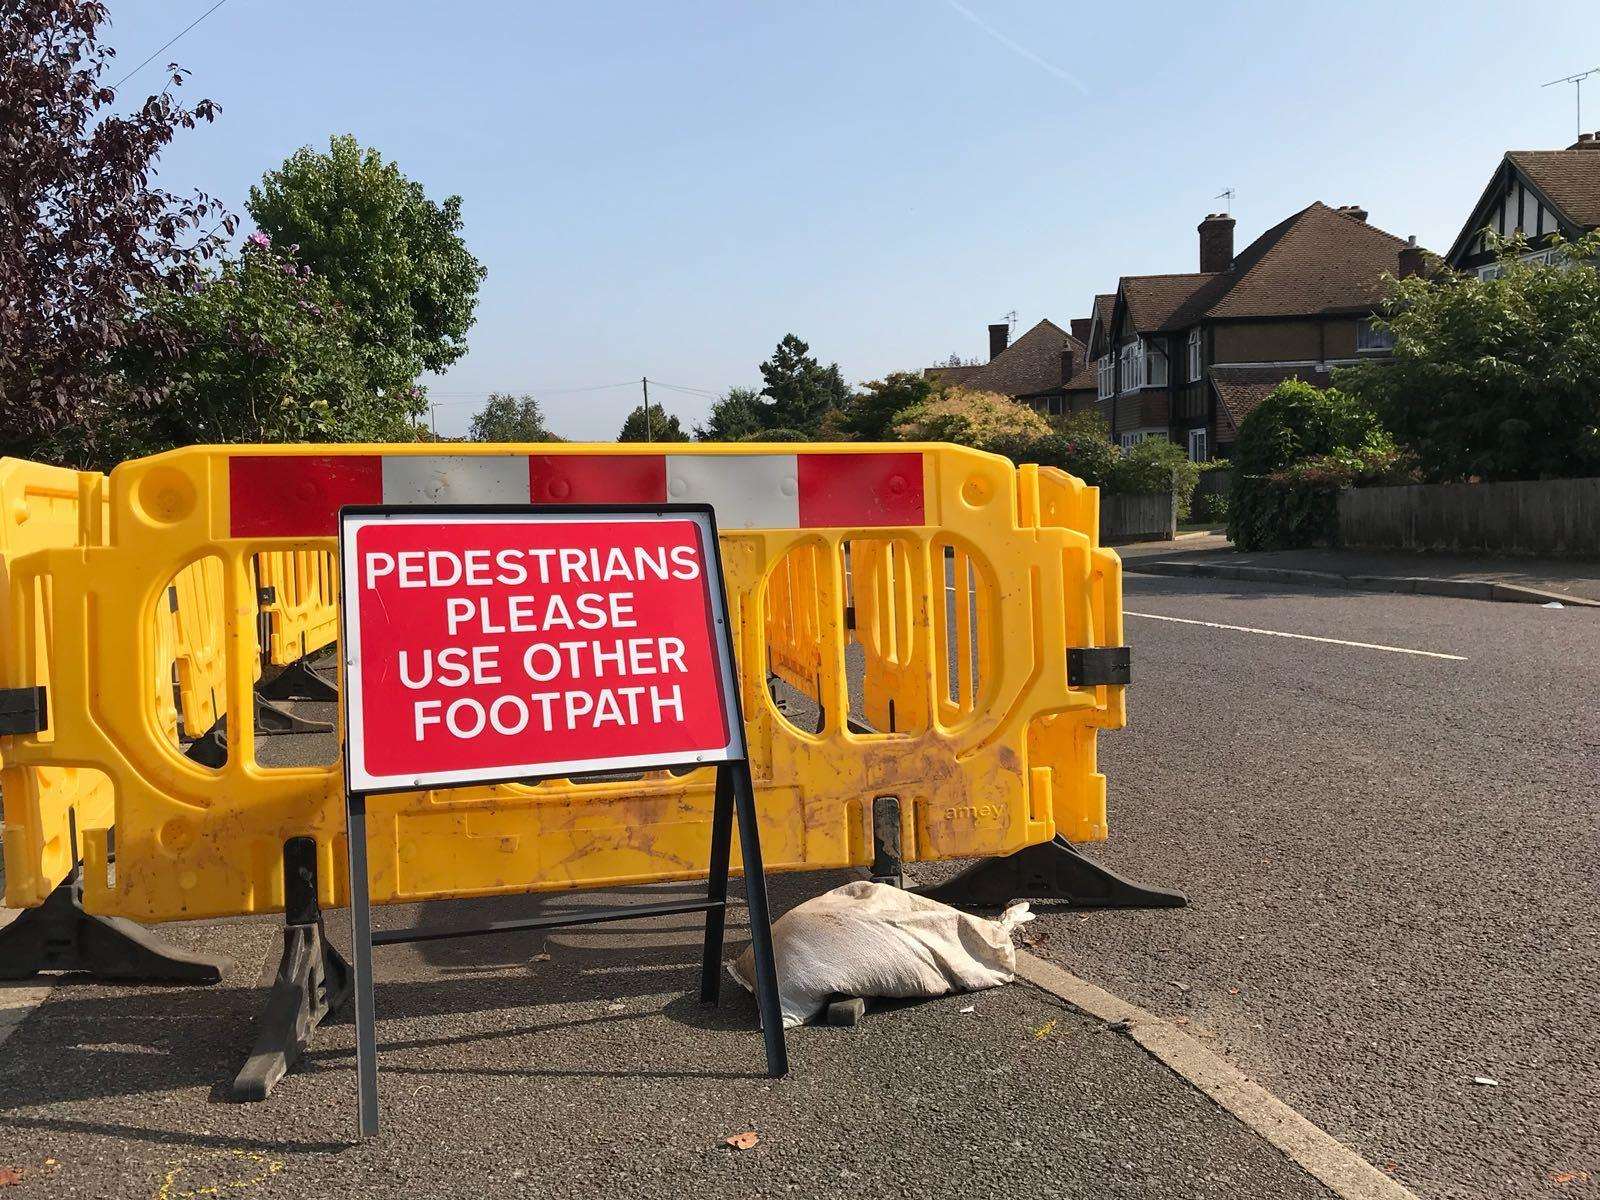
[934,574,1597,1200]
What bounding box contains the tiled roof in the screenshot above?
[1111,203,1413,335]
[1202,203,1409,319]
[925,319,1084,399]
[1507,150,1600,227]
[1120,273,1220,333]
[1210,365,1333,439]
[923,363,985,388]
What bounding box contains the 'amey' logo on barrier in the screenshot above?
[944,803,1006,823]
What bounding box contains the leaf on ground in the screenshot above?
[1032,1019,1056,1040]
[725,1132,759,1151]
[0,1168,22,1187]
[1550,1170,1592,1186]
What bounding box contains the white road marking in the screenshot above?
[1124,610,1466,661]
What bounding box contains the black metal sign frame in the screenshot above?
[336,502,787,1138]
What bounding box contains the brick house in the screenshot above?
[1445,132,1600,277]
[925,317,1094,417]
[1081,203,1426,460]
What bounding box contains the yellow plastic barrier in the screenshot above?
[0,459,114,907]
[255,550,337,668]
[764,541,824,702]
[6,443,1126,922]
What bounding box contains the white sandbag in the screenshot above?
[728,880,1034,1028]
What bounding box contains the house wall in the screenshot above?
[1114,391,1170,430]
[1213,320,1317,363]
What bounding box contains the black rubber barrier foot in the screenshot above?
[231,838,352,1102]
[257,658,338,702]
[0,871,228,983]
[254,694,334,735]
[917,836,1189,910]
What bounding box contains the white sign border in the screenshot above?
[338,505,747,796]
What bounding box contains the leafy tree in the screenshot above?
[892,387,1051,454]
[1,0,234,461]
[618,403,690,442]
[247,135,486,398]
[1336,231,1600,482]
[1026,411,1119,488]
[56,238,420,461]
[1228,379,1398,550]
[757,334,849,434]
[695,387,765,441]
[469,393,558,442]
[840,372,933,441]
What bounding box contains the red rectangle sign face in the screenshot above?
[340,509,740,793]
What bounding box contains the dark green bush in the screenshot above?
[1108,435,1199,513]
[1228,380,1396,549]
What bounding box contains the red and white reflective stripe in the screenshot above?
[228,451,925,538]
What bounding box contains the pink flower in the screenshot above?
[247,231,271,250]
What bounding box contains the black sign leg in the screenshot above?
[344,789,380,1138]
[699,761,735,1004]
[729,759,788,1077]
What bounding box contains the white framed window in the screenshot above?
[1356,318,1395,353]
[1118,341,1138,394]
[1187,328,1202,381]
[1187,427,1208,462]
[1119,430,1149,450]
[1144,340,1168,387]
[1096,355,1114,399]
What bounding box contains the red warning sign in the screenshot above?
[338,507,743,793]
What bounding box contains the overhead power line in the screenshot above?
[112,0,233,90]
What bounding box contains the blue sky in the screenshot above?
[114,1,1596,439]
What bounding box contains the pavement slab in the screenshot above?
[0,872,1334,1200]
[1117,535,1600,604]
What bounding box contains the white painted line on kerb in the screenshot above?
[1124,610,1467,661]
[0,912,52,1051]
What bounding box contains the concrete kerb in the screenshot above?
[1014,952,1422,1200]
[1125,560,1600,607]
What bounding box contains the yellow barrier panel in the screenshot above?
[0,459,114,907]
[7,443,1126,922]
[255,550,337,668]
[763,541,824,703]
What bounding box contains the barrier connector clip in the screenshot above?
[0,685,48,735]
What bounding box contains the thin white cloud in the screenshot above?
[941,0,1089,95]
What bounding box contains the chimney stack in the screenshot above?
[1070,317,1092,343]
[1397,234,1429,279]
[1571,131,1600,150]
[1060,347,1075,384]
[1337,204,1370,222]
[988,322,1010,361]
[1199,213,1235,273]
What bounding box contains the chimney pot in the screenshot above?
[1573,132,1600,150]
[1198,212,1236,274]
[988,322,1009,361]
[1397,241,1430,279]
